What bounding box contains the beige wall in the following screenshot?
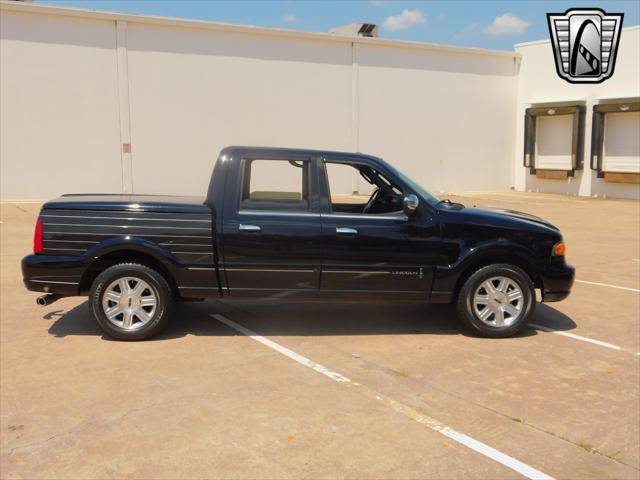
[0,2,519,201]
[358,44,518,194]
[514,26,640,199]
[125,23,353,196]
[0,10,123,200]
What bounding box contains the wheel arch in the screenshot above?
[80,248,179,296]
[451,249,541,303]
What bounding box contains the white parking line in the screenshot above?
[529,323,623,351]
[212,314,553,480]
[575,279,640,293]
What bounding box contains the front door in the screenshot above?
[319,157,440,300]
[221,152,321,296]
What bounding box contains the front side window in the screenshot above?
[325,161,403,215]
[240,159,309,211]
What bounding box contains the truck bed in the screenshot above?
[38,194,213,262]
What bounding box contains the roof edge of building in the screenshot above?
[0,0,520,59]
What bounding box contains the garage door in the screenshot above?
[535,114,573,170]
[603,112,640,173]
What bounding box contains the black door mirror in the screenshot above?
[403,194,419,216]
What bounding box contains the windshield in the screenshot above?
[387,164,441,207]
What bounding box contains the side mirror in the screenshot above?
[403,194,419,216]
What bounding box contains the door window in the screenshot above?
[325,161,403,215]
[240,159,309,211]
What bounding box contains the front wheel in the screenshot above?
[89,263,174,341]
[456,264,535,338]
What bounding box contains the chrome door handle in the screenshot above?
[239,224,261,232]
[336,227,358,236]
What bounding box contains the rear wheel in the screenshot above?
[90,263,174,341]
[456,264,535,338]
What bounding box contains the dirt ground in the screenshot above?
[1,191,639,479]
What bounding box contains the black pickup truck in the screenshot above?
[22,146,574,340]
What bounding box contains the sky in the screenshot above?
[39,0,640,51]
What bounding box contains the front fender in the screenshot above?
[431,241,540,300]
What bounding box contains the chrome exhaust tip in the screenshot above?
[36,294,62,306]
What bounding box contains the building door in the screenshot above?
[535,114,574,170]
[603,112,640,174]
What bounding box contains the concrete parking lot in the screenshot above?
[1,192,639,479]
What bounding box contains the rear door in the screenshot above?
[221,151,322,296]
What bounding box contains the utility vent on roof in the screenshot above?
[329,23,379,38]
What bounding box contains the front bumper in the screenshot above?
[540,261,575,302]
[21,254,86,296]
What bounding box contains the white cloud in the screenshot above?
[282,13,296,23]
[383,8,426,31]
[436,14,445,24]
[483,13,531,35]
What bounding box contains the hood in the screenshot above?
[477,206,559,230]
[443,205,560,235]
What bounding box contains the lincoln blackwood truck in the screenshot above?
[22,146,575,340]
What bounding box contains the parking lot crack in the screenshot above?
[5,394,208,457]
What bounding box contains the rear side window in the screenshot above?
[240,159,309,211]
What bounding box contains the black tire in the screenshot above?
[456,264,535,338]
[89,263,174,341]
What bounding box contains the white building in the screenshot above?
[514,28,639,199]
[1,1,638,201]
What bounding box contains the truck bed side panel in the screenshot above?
[40,209,214,264]
[24,208,220,297]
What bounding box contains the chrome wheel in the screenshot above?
[473,276,524,327]
[102,277,157,330]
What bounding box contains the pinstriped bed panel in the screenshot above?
[40,209,214,263]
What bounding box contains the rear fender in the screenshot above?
[84,237,181,272]
[79,237,184,293]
